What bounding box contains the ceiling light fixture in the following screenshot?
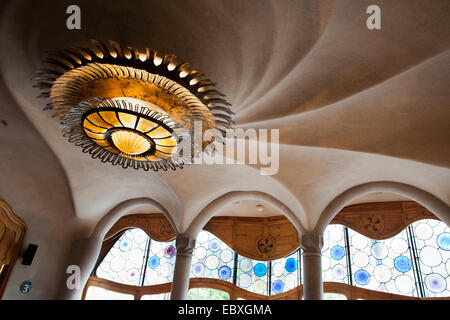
[34,40,234,171]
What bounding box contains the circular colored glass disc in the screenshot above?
[119,239,131,251]
[209,239,220,252]
[148,255,160,269]
[192,262,205,276]
[127,268,139,282]
[425,273,447,293]
[285,258,298,272]
[437,233,450,251]
[272,280,284,294]
[253,263,267,277]
[330,245,345,260]
[355,269,370,286]
[333,264,346,279]
[218,265,232,280]
[164,245,176,258]
[394,256,412,273]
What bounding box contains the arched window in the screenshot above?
[84,227,176,300]
[322,219,450,298]
[189,230,302,299]
[412,219,450,297]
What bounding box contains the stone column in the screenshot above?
[301,233,324,300]
[170,235,196,300]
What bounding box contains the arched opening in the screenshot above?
[186,197,305,300]
[317,187,450,300]
[82,214,177,300]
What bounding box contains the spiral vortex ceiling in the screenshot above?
[0,0,449,231]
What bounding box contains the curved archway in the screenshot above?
[60,197,178,300]
[315,181,450,235]
[184,191,306,238]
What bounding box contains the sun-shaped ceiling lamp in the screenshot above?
[34,40,233,171]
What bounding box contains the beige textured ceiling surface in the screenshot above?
[0,0,449,234]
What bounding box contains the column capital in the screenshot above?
[300,233,324,254]
[175,235,196,256]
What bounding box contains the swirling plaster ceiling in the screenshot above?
[0,0,449,233]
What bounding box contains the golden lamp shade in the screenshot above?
[110,130,152,156]
[34,40,233,171]
[62,98,183,171]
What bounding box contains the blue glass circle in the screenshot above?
[394,256,412,273]
[218,265,232,280]
[119,239,131,251]
[285,258,298,272]
[148,255,160,269]
[209,239,221,252]
[437,233,450,251]
[330,245,345,260]
[272,280,284,294]
[253,263,267,277]
[355,269,370,285]
[192,262,205,276]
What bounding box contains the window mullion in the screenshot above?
[407,225,425,297]
[139,237,151,287]
[232,252,238,286]
[344,226,353,286]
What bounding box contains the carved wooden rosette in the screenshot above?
[0,199,27,298]
[204,216,299,261]
[331,201,438,240]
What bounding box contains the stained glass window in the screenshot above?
[348,228,419,296]
[190,231,235,282]
[144,239,177,285]
[96,228,149,286]
[271,250,301,294]
[236,256,269,295]
[322,224,348,283]
[412,219,450,297]
[190,231,302,296]
[96,228,176,287]
[322,219,450,298]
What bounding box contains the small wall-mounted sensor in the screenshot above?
[21,244,38,266]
